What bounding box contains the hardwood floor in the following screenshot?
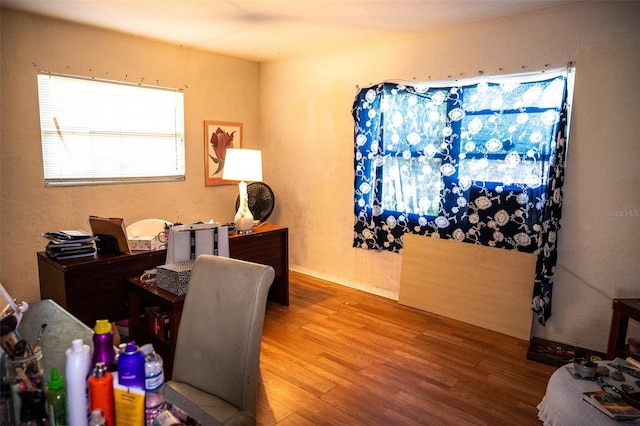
[257,271,557,425]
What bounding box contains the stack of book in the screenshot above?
[43,230,97,260]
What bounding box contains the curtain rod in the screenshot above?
[355,61,575,90]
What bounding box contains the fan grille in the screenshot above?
[235,182,275,223]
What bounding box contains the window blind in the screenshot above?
[37,72,185,186]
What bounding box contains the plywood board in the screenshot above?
[399,234,536,340]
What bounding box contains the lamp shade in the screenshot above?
[222,148,263,182]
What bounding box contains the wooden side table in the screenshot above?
[127,277,184,379]
[607,298,640,359]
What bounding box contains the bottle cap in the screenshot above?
[89,408,106,426]
[48,365,64,391]
[140,343,154,356]
[123,341,138,354]
[93,362,108,378]
[71,338,84,353]
[94,319,111,334]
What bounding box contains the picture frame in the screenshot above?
[204,120,243,186]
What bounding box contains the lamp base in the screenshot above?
[234,180,254,234]
[234,216,254,234]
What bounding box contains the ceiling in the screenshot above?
[2,0,575,62]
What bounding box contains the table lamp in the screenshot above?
[222,148,263,234]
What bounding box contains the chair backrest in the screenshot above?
[171,255,274,418]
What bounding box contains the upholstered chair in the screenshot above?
[163,254,274,425]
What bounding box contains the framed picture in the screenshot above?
[204,121,243,186]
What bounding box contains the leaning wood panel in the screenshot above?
[398,234,536,340]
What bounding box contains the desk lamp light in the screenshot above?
[222,148,263,234]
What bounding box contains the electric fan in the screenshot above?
[235,182,275,225]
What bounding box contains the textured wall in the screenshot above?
[259,2,640,351]
[0,9,260,303]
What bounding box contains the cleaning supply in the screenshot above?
[46,366,66,426]
[117,341,145,389]
[65,338,91,426]
[92,319,116,370]
[89,362,115,426]
[140,344,166,424]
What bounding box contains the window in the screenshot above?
[352,68,573,253]
[37,72,185,186]
[368,75,568,220]
[354,69,574,326]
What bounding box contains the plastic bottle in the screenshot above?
[46,365,66,426]
[117,341,145,389]
[88,362,115,426]
[19,389,48,426]
[89,409,106,426]
[65,338,91,426]
[92,319,116,370]
[152,410,181,426]
[140,344,166,425]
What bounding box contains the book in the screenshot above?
[582,390,640,421]
[43,230,94,241]
[45,245,96,260]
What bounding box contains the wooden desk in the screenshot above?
[127,224,289,378]
[229,223,289,306]
[607,298,640,359]
[38,223,289,328]
[37,250,167,326]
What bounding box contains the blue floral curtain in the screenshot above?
[352,70,570,325]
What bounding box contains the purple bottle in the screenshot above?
[92,319,116,370]
[118,341,145,389]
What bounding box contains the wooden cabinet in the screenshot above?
[229,223,289,306]
[37,250,167,326]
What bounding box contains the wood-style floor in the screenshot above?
[257,271,557,425]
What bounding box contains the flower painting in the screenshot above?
[204,121,242,186]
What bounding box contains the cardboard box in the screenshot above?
[151,311,170,341]
[127,235,159,251]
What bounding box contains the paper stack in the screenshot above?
[43,230,97,260]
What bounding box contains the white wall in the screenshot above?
[259,2,640,352]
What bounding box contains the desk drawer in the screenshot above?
[230,231,285,275]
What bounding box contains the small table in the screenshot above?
[537,361,640,425]
[13,299,207,423]
[607,299,640,360]
[17,299,94,380]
